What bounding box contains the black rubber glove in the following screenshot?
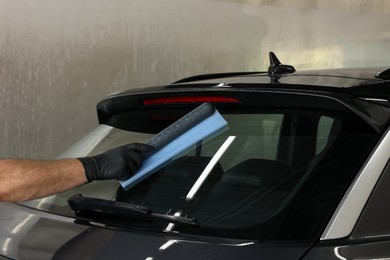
[78,143,153,182]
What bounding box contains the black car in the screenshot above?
[2,52,390,259]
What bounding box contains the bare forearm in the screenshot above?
[0,159,88,202]
[0,143,152,202]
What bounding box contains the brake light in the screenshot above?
[143,96,239,105]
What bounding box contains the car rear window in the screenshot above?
[35,107,378,242]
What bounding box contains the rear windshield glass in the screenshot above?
[34,109,377,241]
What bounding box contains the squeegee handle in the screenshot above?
[146,102,215,153]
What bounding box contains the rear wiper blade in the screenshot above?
[67,194,197,226]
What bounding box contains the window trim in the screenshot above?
[321,127,390,240]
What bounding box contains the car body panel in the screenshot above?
[0,203,311,260]
[303,239,390,260]
[133,67,390,89]
[111,67,390,97]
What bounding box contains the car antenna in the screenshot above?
[267,52,296,83]
[376,68,390,80]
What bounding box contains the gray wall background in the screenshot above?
[1,0,390,159]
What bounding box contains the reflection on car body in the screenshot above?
[2,52,390,259]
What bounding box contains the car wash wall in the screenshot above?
[1,0,390,159]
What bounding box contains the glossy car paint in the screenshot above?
[0,203,311,259]
[304,240,390,260]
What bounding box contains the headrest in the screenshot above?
[222,159,293,188]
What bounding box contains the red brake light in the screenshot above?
[143,96,239,105]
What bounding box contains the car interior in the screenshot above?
[109,109,377,239]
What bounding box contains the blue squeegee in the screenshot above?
[120,102,228,190]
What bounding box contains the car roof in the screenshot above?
[107,66,390,104]
[172,67,388,88]
[97,53,390,133]
[173,51,390,90]
[105,51,390,99]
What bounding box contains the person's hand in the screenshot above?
[78,143,154,182]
